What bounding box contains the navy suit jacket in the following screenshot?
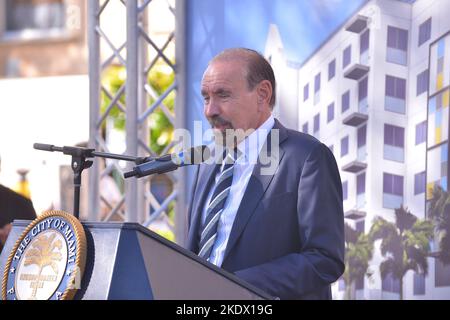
[186,119,345,299]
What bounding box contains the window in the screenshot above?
[384,124,404,148]
[384,124,405,162]
[385,75,406,114]
[383,173,404,209]
[342,181,348,200]
[338,278,346,291]
[426,144,448,193]
[418,18,432,47]
[356,277,364,290]
[382,272,401,293]
[383,173,404,196]
[357,172,366,207]
[341,136,349,157]
[387,26,408,65]
[359,77,368,102]
[360,29,370,55]
[343,45,351,69]
[435,258,450,287]
[313,113,320,133]
[328,59,336,81]
[303,83,309,101]
[327,102,334,123]
[357,172,366,195]
[314,73,321,93]
[387,26,408,51]
[314,73,321,104]
[4,0,66,38]
[414,171,426,195]
[342,90,350,113]
[415,121,427,145]
[416,69,429,96]
[359,77,368,112]
[302,122,308,134]
[357,125,367,148]
[386,75,406,100]
[414,273,425,295]
[356,219,365,233]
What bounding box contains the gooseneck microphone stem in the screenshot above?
[33,143,150,163]
[33,143,153,220]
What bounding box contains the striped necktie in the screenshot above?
[198,150,237,260]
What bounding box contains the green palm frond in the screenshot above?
[369,206,434,299]
[379,258,397,279]
[429,185,450,220]
[427,184,450,265]
[369,216,397,242]
[344,229,374,290]
[395,205,417,233]
[370,217,403,258]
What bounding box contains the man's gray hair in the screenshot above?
[210,48,276,108]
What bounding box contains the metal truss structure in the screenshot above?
[87,0,187,244]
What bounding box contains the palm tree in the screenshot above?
[342,223,373,300]
[427,185,450,264]
[369,205,433,300]
[24,233,63,299]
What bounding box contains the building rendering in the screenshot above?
[266,0,450,299]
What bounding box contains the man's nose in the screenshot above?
[204,99,220,118]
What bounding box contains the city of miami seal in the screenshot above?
[2,210,86,300]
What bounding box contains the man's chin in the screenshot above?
[212,128,246,149]
[212,127,232,137]
[212,129,233,147]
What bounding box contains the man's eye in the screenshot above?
[203,96,210,103]
[218,93,229,98]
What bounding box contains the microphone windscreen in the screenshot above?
[34,143,54,151]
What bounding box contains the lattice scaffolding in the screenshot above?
[87,0,187,244]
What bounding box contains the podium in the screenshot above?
[0,220,271,300]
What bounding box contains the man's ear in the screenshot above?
[256,80,273,109]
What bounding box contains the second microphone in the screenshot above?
[124,145,210,178]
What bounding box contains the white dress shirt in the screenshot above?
[201,115,275,267]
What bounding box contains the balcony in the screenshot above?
[342,112,368,127]
[344,209,366,220]
[345,15,369,34]
[342,160,367,174]
[344,63,370,81]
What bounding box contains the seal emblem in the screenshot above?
[2,210,86,300]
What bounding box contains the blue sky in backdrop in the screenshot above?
[185,0,368,138]
[224,0,368,64]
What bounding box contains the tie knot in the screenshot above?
[223,148,239,165]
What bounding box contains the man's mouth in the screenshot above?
[214,124,232,131]
[209,117,233,131]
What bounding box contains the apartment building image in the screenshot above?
[269,0,450,299]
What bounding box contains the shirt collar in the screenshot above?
[234,114,275,165]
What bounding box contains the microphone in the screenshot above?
[124,145,210,178]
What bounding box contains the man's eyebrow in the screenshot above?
[213,88,230,95]
[201,87,231,96]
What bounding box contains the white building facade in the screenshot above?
[266,0,450,299]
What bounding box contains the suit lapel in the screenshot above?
[223,120,288,262]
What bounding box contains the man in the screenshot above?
[0,155,37,254]
[186,48,344,299]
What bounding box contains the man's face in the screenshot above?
[201,60,261,143]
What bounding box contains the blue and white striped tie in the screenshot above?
[198,151,236,260]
